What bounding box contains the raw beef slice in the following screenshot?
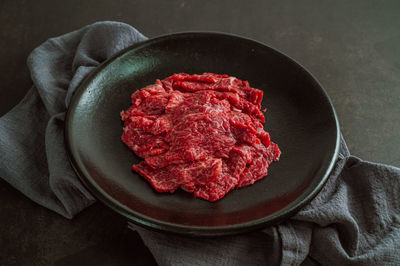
[121,73,281,201]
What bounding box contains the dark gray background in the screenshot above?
[1,0,399,265]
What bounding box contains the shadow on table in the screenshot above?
[55,229,157,266]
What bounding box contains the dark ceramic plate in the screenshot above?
[65,32,339,236]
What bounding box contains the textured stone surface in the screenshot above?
[1,0,399,265]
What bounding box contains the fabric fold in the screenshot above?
[0,21,147,218]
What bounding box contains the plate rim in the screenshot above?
[65,31,340,237]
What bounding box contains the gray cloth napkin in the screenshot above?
[1,21,399,265]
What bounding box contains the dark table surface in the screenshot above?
[1,1,399,265]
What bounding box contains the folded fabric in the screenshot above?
[1,21,399,265]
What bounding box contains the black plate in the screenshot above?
[65,32,339,236]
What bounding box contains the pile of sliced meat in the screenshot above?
[121,73,281,201]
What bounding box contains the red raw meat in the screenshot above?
[121,73,281,201]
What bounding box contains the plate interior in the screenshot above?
[66,33,339,236]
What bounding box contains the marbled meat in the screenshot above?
[121,73,280,201]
